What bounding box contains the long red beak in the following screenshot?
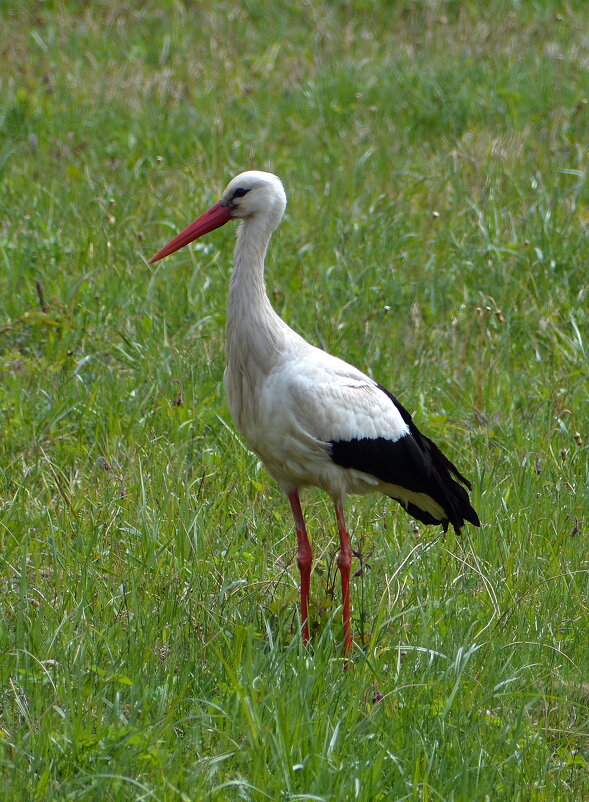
[149,201,232,263]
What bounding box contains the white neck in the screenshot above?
[225,214,292,371]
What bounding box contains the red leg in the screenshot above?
[335,502,353,663]
[288,490,312,645]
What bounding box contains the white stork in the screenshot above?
[150,170,480,661]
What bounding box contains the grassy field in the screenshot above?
[1,0,588,799]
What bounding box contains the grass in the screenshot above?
[1,0,588,799]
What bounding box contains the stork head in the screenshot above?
[220,171,286,220]
[149,170,286,263]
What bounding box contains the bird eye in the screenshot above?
[232,187,250,199]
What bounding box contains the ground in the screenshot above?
[1,1,588,799]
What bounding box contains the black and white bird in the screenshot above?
[150,170,480,660]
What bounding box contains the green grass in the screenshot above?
[1,0,588,799]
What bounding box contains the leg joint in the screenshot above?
[297,548,312,572]
[337,547,352,572]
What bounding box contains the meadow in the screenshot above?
[1,1,588,799]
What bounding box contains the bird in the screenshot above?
[150,170,480,662]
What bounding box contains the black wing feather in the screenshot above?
[329,385,480,533]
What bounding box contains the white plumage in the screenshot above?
[150,170,479,662]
